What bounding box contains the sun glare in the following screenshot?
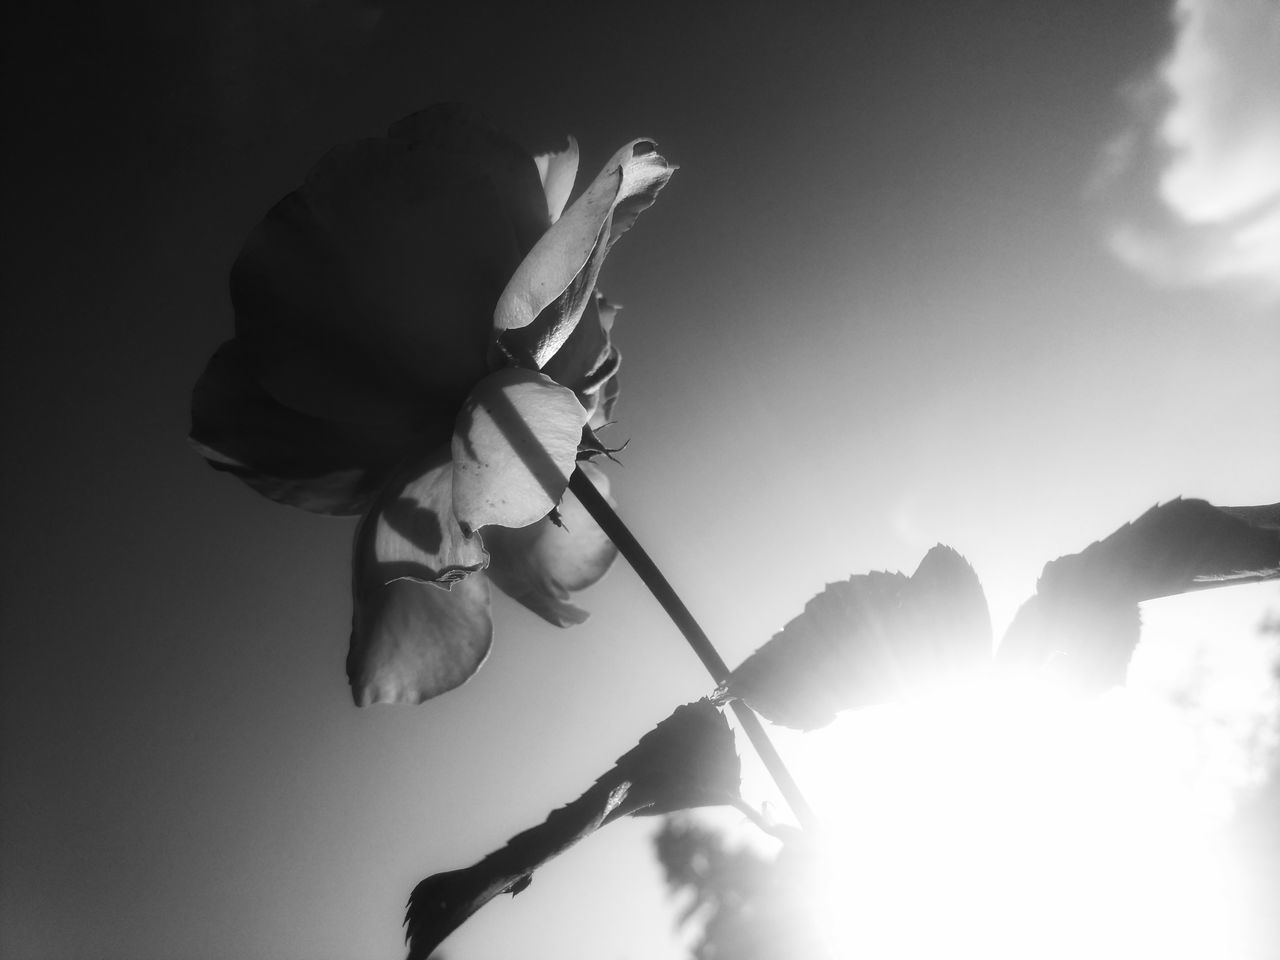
[742,584,1280,960]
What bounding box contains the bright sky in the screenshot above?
[747,581,1280,960]
[2,2,1278,960]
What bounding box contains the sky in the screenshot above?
[2,1,1278,959]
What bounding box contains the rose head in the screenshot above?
[191,104,674,705]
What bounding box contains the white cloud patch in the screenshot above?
[1093,0,1280,304]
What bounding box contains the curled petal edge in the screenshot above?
[494,139,674,368]
[534,136,579,224]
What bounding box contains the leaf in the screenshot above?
[403,700,740,960]
[726,546,992,730]
[451,368,588,534]
[999,498,1280,691]
[494,139,675,368]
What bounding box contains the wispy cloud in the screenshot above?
[1092,0,1280,304]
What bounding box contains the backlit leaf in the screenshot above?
[726,546,992,730]
[403,700,740,959]
[999,498,1280,691]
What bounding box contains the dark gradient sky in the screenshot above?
[3,2,1277,959]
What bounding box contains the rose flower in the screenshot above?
[191,104,673,705]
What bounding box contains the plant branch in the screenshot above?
[568,467,818,832]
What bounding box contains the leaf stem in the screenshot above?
[568,468,818,832]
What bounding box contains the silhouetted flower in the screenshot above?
[191,105,673,704]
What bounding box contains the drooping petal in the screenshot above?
[190,340,427,515]
[533,136,579,223]
[355,447,489,586]
[349,449,495,706]
[451,368,588,534]
[232,105,548,426]
[348,572,493,707]
[494,140,675,367]
[484,463,619,626]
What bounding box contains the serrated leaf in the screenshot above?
[999,498,1280,691]
[403,700,740,960]
[726,545,992,730]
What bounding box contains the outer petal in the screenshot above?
[387,104,551,254]
[355,447,489,586]
[451,369,588,533]
[349,448,493,706]
[190,340,426,515]
[348,572,493,706]
[484,463,619,626]
[232,106,547,426]
[494,140,674,367]
[533,136,579,223]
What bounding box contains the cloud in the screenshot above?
[1092,0,1280,304]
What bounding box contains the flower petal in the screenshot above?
[348,572,493,706]
[232,106,547,426]
[533,136,579,223]
[190,340,425,515]
[541,291,620,400]
[451,369,588,533]
[484,463,619,626]
[356,447,489,586]
[349,448,495,706]
[494,140,675,367]
[387,104,551,252]
[588,371,621,430]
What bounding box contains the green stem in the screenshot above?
[568,468,818,833]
